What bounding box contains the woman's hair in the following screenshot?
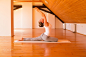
[39,22,44,27]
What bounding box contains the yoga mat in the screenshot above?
[14,40,71,43]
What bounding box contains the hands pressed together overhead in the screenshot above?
[35,7,48,27]
[35,7,46,18]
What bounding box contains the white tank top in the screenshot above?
[44,24,52,36]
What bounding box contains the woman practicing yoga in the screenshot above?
[19,7,58,42]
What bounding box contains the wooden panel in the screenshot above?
[41,0,86,23]
[14,0,42,2]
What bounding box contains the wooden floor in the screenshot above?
[0,28,86,57]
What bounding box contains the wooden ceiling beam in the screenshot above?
[14,5,22,10]
[33,5,53,15]
[33,5,46,8]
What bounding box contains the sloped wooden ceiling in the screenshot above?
[41,0,86,23]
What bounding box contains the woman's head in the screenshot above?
[39,22,44,27]
[39,18,44,27]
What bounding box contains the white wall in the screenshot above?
[55,17,63,28]
[47,13,55,28]
[66,23,76,32]
[65,23,86,35]
[14,8,22,28]
[76,24,86,35]
[0,0,13,36]
[63,23,66,29]
[22,2,32,28]
[14,2,32,28]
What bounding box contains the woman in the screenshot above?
[19,7,58,42]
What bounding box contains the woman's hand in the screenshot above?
[39,18,44,23]
[35,7,45,17]
[35,7,39,12]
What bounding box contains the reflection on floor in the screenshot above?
[0,28,86,57]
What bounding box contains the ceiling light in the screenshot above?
[13,1,17,2]
[45,0,49,4]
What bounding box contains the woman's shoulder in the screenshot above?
[44,23,52,27]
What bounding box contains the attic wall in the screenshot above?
[14,2,32,28]
[41,0,86,23]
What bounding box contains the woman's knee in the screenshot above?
[42,36,48,41]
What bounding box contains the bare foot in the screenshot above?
[19,38,24,41]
